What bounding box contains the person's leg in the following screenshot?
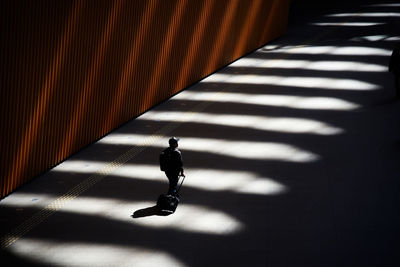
[395,74,400,97]
[166,172,179,195]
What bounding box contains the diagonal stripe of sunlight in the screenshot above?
[230,58,387,72]
[311,22,385,27]
[139,111,343,135]
[2,193,244,236]
[368,3,400,8]
[51,161,287,195]
[9,238,187,267]
[174,91,361,110]
[262,45,391,56]
[350,35,400,42]
[202,73,380,91]
[326,12,400,17]
[98,134,320,162]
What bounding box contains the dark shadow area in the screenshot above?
[288,0,382,26]
[0,248,54,267]
[1,1,400,266]
[131,205,169,218]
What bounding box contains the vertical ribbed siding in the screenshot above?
[0,0,290,199]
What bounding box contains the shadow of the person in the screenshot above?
[131,205,171,218]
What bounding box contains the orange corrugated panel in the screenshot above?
[0,0,290,199]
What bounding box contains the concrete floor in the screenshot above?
[1,1,400,266]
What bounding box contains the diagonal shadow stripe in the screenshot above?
[0,88,224,249]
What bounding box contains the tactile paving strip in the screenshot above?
[0,95,218,249]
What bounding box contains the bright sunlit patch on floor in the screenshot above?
[230,58,387,72]
[130,202,244,235]
[350,35,400,42]
[141,111,343,135]
[53,160,108,173]
[202,73,379,91]
[350,35,390,42]
[98,134,320,162]
[311,22,385,27]
[0,193,55,210]
[262,45,391,56]
[367,3,400,7]
[9,238,186,267]
[175,91,360,110]
[186,169,287,195]
[52,161,287,196]
[387,36,400,41]
[2,194,244,235]
[326,12,400,17]
[262,44,280,50]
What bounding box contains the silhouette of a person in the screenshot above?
[389,43,400,97]
[161,137,184,195]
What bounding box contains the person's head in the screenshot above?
[169,137,179,148]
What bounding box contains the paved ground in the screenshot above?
[1,1,400,266]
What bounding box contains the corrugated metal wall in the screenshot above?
[0,0,290,199]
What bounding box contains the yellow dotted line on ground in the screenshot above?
[0,94,218,249]
[1,9,365,248]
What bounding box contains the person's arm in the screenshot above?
[176,150,185,176]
